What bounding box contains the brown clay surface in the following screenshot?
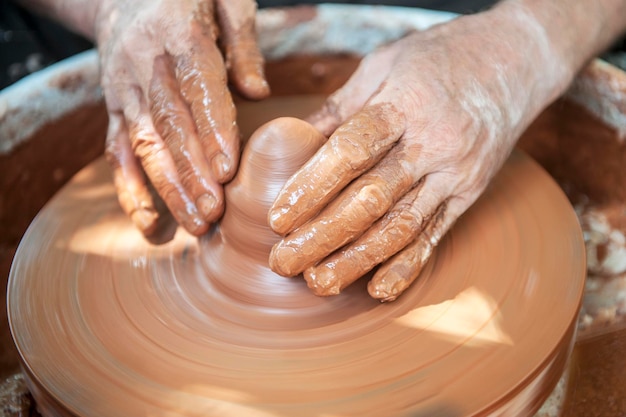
[563,326,626,417]
[519,99,626,279]
[7,96,584,416]
[0,55,356,382]
[0,102,107,379]
[0,55,357,383]
[261,54,360,97]
[518,98,626,210]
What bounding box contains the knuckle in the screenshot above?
[407,206,428,231]
[132,133,166,164]
[176,166,207,192]
[355,184,389,218]
[330,134,371,170]
[151,107,186,142]
[390,197,428,236]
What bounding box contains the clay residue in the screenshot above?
[0,373,37,416]
[264,5,317,28]
[566,59,626,138]
[49,72,86,94]
[268,102,404,236]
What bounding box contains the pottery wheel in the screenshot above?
[8,96,585,416]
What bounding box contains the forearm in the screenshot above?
[514,0,626,69]
[15,0,101,40]
[436,0,626,141]
[493,0,626,105]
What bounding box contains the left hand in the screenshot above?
[95,0,268,236]
[267,11,555,301]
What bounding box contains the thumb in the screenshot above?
[306,43,398,136]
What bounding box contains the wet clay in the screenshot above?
[0,96,329,411]
[268,102,405,237]
[7,95,584,416]
[0,55,356,381]
[3,54,626,416]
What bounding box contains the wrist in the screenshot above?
[492,0,626,97]
[484,1,575,105]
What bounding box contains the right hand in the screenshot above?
[267,7,572,301]
[96,0,269,236]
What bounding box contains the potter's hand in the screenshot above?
[268,6,576,301]
[97,0,269,236]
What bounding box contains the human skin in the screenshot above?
[268,0,626,301]
[17,0,626,301]
[18,0,270,236]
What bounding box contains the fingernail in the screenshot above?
[368,279,402,303]
[304,267,342,296]
[131,208,158,235]
[182,215,210,237]
[245,74,270,98]
[212,153,232,182]
[268,208,280,225]
[196,193,217,220]
[268,208,284,232]
[268,242,300,277]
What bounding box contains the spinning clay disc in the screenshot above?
[8,96,585,416]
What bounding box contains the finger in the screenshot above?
[175,20,240,185]
[216,0,270,99]
[306,44,398,136]
[303,176,450,296]
[104,111,158,236]
[269,103,406,235]
[125,92,208,236]
[149,54,224,223]
[367,200,455,302]
[269,142,419,277]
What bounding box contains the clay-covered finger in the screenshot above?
[126,103,208,236]
[216,0,270,99]
[104,112,158,236]
[269,143,418,277]
[269,103,406,235]
[149,54,224,223]
[302,178,449,296]
[367,201,451,302]
[175,22,240,185]
[222,117,327,261]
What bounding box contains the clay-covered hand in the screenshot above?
[268,11,561,301]
[97,0,269,236]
